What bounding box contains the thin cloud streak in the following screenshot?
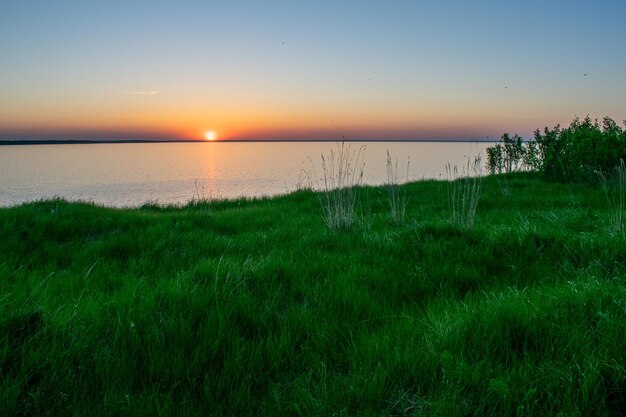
[128,91,158,95]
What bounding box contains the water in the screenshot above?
[0,141,488,207]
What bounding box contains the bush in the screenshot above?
[486,133,539,174]
[536,116,626,180]
[487,116,626,180]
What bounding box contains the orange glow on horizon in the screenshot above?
[204,130,217,141]
[1,98,571,141]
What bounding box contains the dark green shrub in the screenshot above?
[533,124,564,177]
[535,116,626,180]
[488,116,626,180]
[486,133,536,174]
[523,141,542,171]
[486,144,504,174]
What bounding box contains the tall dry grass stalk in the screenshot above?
[295,161,313,191]
[445,155,483,230]
[386,150,410,224]
[318,142,366,230]
[192,179,215,202]
[596,159,626,236]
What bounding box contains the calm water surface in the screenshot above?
[0,141,488,207]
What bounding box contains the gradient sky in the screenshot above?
[1,0,625,141]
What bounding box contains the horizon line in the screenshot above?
[0,138,500,146]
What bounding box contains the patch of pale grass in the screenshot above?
[386,150,410,224]
[316,142,366,230]
[445,155,483,230]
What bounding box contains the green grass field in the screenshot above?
[1,173,625,416]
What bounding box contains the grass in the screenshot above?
[315,142,366,230]
[597,160,626,236]
[386,150,410,224]
[445,156,483,229]
[1,172,626,416]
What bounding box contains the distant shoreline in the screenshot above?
[0,139,497,146]
[0,139,201,146]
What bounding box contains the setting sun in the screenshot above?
[204,130,217,141]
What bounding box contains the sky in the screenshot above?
[1,0,625,141]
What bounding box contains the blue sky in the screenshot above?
[1,0,625,140]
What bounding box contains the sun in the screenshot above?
[204,130,217,141]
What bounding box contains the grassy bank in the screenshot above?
[1,173,626,416]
